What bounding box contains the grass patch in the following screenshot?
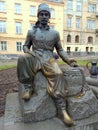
[58,60,91,66]
[0,64,17,70]
[77,60,90,66]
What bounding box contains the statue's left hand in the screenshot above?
[69,59,79,67]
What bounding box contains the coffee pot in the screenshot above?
[86,61,98,78]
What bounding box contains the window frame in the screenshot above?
[0,1,5,12]
[76,2,82,12]
[76,18,81,28]
[67,17,72,28]
[68,0,73,10]
[16,22,22,34]
[16,42,22,51]
[30,5,36,16]
[0,41,7,51]
[50,8,55,18]
[87,19,95,29]
[0,21,6,33]
[15,3,21,14]
[88,3,96,13]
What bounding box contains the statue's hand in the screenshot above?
[69,59,79,67]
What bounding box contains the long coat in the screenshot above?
[17,27,68,98]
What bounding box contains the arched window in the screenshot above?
[75,35,79,43]
[67,34,71,42]
[88,36,93,43]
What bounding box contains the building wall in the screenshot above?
[0,0,64,54]
[0,0,98,55]
[64,0,97,54]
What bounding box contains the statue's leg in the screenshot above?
[42,58,73,126]
[54,97,73,126]
[17,53,41,101]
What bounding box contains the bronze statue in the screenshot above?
[17,3,78,126]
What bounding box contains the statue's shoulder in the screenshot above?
[28,29,35,34]
[49,28,59,36]
[27,28,37,36]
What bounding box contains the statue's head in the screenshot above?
[37,3,50,25]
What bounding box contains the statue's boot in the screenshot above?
[54,97,74,126]
[22,84,33,101]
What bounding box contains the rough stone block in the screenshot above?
[67,89,98,120]
[62,67,83,96]
[19,83,56,122]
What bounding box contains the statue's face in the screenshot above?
[38,11,50,25]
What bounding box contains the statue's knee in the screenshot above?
[18,53,31,62]
[18,55,25,63]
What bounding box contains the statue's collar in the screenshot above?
[39,24,50,30]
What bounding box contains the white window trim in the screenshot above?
[0,1,5,12]
[15,3,21,14]
[16,22,22,34]
[0,21,6,33]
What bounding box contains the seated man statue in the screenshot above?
[17,3,78,126]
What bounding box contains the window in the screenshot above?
[67,34,71,42]
[87,20,95,29]
[0,41,7,51]
[75,47,78,52]
[68,0,73,10]
[30,6,36,16]
[50,8,55,18]
[88,4,96,13]
[76,18,81,28]
[67,17,72,27]
[88,36,93,43]
[76,2,82,12]
[0,1,5,12]
[16,22,22,34]
[0,21,6,33]
[75,35,79,43]
[15,3,21,14]
[86,47,89,54]
[67,47,71,54]
[90,47,93,52]
[16,42,22,51]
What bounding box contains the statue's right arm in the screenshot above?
[23,30,35,56]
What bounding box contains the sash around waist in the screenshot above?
[34,49,53,56]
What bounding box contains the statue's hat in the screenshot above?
[37,3,51,18]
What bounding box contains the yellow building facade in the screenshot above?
[0,0,64,54]
[0,0,98,55]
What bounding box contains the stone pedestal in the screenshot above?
[19,84,56,122]
[4,93,98,130]
[3,67,98,130]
